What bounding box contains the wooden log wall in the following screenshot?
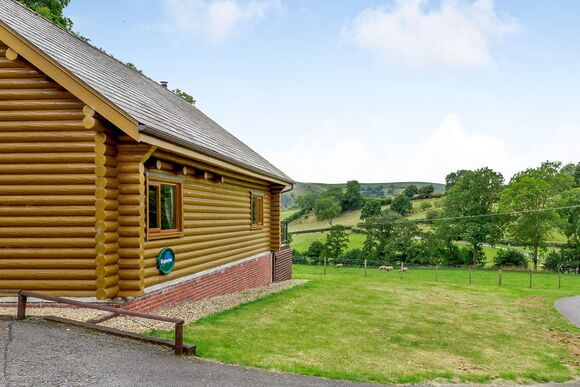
[115,141,151,297]
[142,151,276,288]
[0,41,99,296]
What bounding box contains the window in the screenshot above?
[147,179,182,238]
[251,192,264,228]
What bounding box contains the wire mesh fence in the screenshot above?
[292,257,579,290]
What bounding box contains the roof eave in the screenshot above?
[139,128,294,187]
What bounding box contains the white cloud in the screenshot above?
[267,132,372,183]
[161,0,281,42]
[268,114,526,183]
[343,0,520,68]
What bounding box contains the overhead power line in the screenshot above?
[360,204,580,226]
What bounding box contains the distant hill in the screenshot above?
[282,181,445,209]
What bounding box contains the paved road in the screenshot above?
[555,296,580,327]
[1,319,379,387]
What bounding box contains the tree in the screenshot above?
[361,199,382,221]
[402,184,418,198]
[387,222,420,262]
[306,240,325,259]
[21,0,72,31]
[445,170,467,190]
[172,88,196,105]
[442,167,504,266]
[419,184,435,198]
[296,192,320,212]
[314,197,341,225]
[500,161,574,270]
[342,180,365,211]
[322,187,344,205]
[325,225,349,259]
[391,195,412,216]
[126,62,143,74]
[361,213,398,260]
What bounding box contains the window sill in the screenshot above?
[251,225,264,230]
[147,231,184,241]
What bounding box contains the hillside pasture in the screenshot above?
[154,265,580,385]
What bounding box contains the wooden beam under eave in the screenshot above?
[0,24,140,142]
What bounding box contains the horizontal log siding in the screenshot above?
[95,130,120,299]
[116,143,151,297]
[143,158,273,288]
[0,42,98,296]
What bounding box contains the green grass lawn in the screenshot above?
[153,266,580,385]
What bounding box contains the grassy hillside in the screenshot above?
[282,181,445,209]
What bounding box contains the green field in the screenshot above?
[153,265,580,384]
[290,231,366,252]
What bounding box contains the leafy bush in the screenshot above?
[494,249,528,268]
[285,208,307,224]
[306,240,325,258]
[544,245,580,273]
[425,209,441,221]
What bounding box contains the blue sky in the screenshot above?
[65,0,579,183]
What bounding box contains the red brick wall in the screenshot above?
[273,245,292,282]
[124,252,273,312]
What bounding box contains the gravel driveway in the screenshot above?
[555,296,580,327]
[1,319,379,387]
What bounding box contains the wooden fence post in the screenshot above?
[529,271,532,289]
[558,272,561,289]
[498,269,502,286]
[435,265,438,283]
[364,259,367,277]
[16,292,27,320]
[469,267,472,285]
[323,256,327,275]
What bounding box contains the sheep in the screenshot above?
[379,265,394,271]
[334,263,343,269]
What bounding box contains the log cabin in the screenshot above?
[0,0,293,309]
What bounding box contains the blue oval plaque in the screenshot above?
[157,247,175,275]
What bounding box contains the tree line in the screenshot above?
[291,161,580,272]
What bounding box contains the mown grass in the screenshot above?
[152,265,580,385]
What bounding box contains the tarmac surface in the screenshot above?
[555,296,580,327]
[0,317,578,387]
[0,318,378,387]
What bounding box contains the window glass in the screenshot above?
[148,185,159,229]
[161,184,176,230]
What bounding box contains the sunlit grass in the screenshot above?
[152,265,580,385]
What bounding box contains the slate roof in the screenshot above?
[0,0,292,183]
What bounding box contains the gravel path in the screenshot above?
[555,296,580,327]
[0,279,308,334]
[4,319,378,387]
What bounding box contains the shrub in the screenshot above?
[425,209,441,221]
[381,197,393,206]
[544,245,580,273]
[494,249,528,268]
[285,208,308,224]
[420,202,433,211]
[341,248,364,265]
[306,240,325,258]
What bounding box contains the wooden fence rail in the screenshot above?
[0,289,194,356]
